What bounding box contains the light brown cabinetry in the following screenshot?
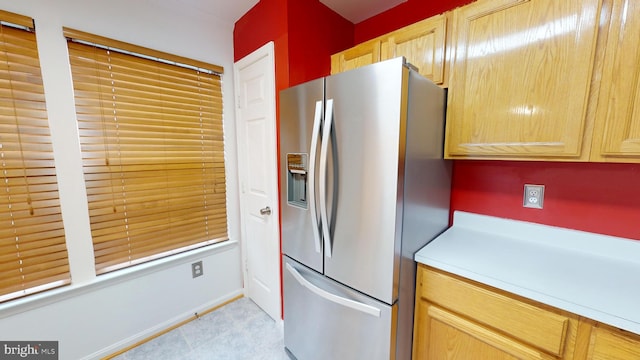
[591,0,640,162]
[330,38,381,75]
[579,322,640,360]
[413,265,579,359]
[331,0,640,163]
[414,264,640,359]
[380,14,447,85]
[444,0,602,160]
[330,14,448,86]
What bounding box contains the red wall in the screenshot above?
[233,0,287,62]
[354,0,473,43]
[234,0,291,97]
[287,1,353,86]
[234,0,353,89]
[451,161,640,240]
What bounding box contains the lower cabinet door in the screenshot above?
[283,257,395,360]
[413,300,558,360]
[585,324,640,360]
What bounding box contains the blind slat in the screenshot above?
[81,162,225,173]
[89,210,228,236]
[0,10,34,29]
[0,228,65,245]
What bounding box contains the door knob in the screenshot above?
[260,206,272,216]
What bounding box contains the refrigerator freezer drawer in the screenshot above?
[283,257,395,360]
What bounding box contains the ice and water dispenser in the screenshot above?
[286,153,308,209]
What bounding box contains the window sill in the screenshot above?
[0,240,238,320]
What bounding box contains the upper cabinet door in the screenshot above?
[381,14,447,85]
[591,0,640,162]
[330,38,381,75]
[445,0,602,160]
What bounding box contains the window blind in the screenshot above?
[64,28,228,274]
[0,11,70,302]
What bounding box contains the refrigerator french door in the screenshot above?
[280,57,451,360]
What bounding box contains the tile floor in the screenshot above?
[113,297,288,360]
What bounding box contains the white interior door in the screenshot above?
[233,42,281,321]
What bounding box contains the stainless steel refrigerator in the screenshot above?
[280,57,451,360]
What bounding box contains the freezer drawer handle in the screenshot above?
[286,263,381,318]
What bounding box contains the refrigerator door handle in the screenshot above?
[308,100,323,254]
[285,263,381,317]
[319,99,334,258]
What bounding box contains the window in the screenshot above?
[0,10,70,302]
[65,28,228,274]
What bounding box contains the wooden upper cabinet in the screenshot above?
[330,38,381,75]
[381,14,447,85]
[445,0,602,160]
[591,0,640,162]
[330,13,449,84]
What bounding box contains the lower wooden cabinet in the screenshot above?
[414,301,564,359]
[577,321,640,360]
[414,265,590,359]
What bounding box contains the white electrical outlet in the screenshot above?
[523,184,544,209]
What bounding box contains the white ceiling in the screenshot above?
[320,0,406,23]
[148,0,405,24]
[146,0,260,23]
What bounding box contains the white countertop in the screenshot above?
[415,211,640,335]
